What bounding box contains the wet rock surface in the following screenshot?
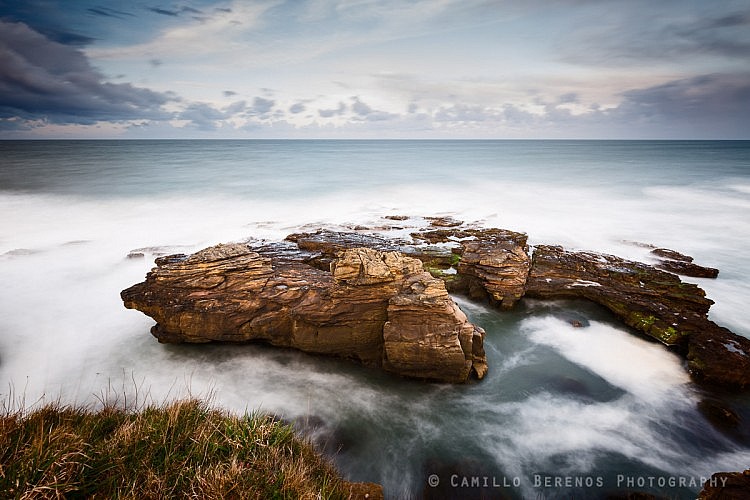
[122,218,750,390]
[526,245,750,389]
[650,247,720,279]
[526,245,714,346]
[122,243,486,383]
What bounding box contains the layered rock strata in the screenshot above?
[284,228,750,389]
[122,221,750,390]
[412,228,530,309]
[526,245,750,389]
[121,244,486,383]
[650,247,720,279]
[291,228,531,309]
[526,245,714,345]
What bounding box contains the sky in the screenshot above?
[0,0,749,139]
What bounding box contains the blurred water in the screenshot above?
[1,140,749,498]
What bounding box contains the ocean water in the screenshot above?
[1,140,749,498]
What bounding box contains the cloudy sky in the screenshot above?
[1,0,749,138]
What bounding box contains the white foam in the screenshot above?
[522,316,692,401]
[2,143,749,497]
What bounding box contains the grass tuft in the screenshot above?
[0,398,353,499]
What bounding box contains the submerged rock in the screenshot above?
[697,399,742,436]
[121,244,486,383]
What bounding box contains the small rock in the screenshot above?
[650,248,694,262]
[655,260,719,279]
[425,216,464,227]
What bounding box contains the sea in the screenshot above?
[1,140,749,498]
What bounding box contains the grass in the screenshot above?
[0,398,358,499]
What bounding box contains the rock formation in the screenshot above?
[650,247,720,279]
[413,228,530,309]
[525,245,750,389]
[291,227,531,309]
[121,244,486,383]
[122,220,750,390]
[526,245,714,346]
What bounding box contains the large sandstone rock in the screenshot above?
[122,223,750,390]
[291,228,532,309]
[410,228,531,308]
[121,244,486,383]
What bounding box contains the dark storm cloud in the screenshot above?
[87,7,135,19]
[699,12,750,29]
[615,74,750,128]
[147,5,206,17]
[0,1,96,46]
[46,31,97,46]
[148,7,180,17]
[419,72,750,138]
[181,6,203,15]
[0,21,174,128]
[673,12,750,59]
[561,7,750,66]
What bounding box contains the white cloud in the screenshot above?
[87,1,280,62]
[3,0,749,138]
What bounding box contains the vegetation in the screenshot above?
[0,398,352,499]
[449,253,461,267]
